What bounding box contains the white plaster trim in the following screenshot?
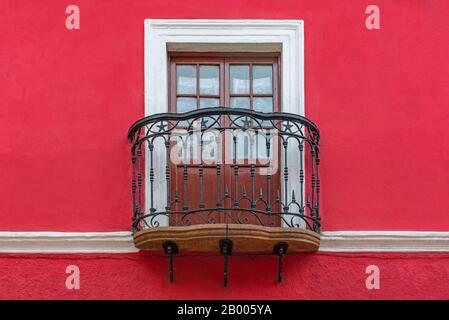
[144,18,304,120]
[1,231,449,253]
[320,231,449,252]
[0,232,137,253]
[144,19,305,227]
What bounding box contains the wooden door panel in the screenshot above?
[169,54,282,227]
[170,164,226,226]
[225,165,281,227]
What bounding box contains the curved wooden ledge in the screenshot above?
[134,224,320,253]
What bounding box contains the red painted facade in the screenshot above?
[2,252,449,300]
[1,0,449,299]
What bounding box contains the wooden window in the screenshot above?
[169,54,280,113]
[168,53,282,227]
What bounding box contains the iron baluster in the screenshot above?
[266,132,271,213]
[283,140,289,213]
[182,138,188,212]
[165,140,171,212]
[131,150,138,231]
[314,147,321,232]
[216,163,222,207]
[299,143,304,213]
[137,145,142,217]
[149,142,155,214]
[199,133,204,208]
[310,147,316,225]
[249,134,256,208]
[233,135,239,207]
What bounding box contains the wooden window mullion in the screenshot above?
[249,63,253,110]
[196,64,200,110]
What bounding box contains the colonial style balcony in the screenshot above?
[128,107,321,284]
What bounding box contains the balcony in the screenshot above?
[128,107,321,256]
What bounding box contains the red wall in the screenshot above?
[2,0,449,300]
[2,0,449,232]
[1,252,449,299]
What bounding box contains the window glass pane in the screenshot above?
[253,97,273,126]
[177,97,196,126]
[230,97,250,127]
[176,65,196,94]
[199,66,219,95]
[200,98,220,127]
[177,97,197,113]
[253,65,273,94]
[253,97,273,113]
[256,134,269,159]
[230,97,250,109]
[234,132,251,160]
[202,131,218,161]
[177,134,199,161]
[230,65,250,94]
[200,98,220,108]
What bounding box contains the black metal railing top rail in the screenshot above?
[128,107,321,233]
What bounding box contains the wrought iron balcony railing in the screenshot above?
[128,107,321,234]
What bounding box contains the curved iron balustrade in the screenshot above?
[128,107,321,233]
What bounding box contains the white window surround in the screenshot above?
[144,19,305,227]
[144,19,304,116]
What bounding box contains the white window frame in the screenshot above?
[144,19,305,227]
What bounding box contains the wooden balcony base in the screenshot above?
[134,224,320,253]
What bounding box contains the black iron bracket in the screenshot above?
[273,242,288,283]
[162,241,179,282]
[219,239,233,287]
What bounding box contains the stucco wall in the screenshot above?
[2,0,449,232]
[1,0,449,299]
[1,252,449,299]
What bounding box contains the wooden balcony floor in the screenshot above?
[134,224,320,253]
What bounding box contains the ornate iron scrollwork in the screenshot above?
[129,107,321,286]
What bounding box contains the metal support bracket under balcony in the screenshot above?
[163,241,179,282]
[273,242,288,283]
[220,239,233,287]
